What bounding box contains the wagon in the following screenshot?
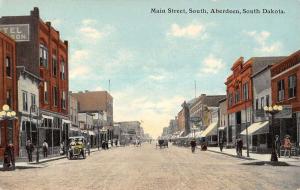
[156,139,168,148]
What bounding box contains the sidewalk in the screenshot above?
[0,147,107,170]
[205,146,300,166]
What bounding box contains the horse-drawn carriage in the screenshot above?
[156,139,168,149]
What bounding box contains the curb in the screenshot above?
[203,148,256,161]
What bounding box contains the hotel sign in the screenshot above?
[0,24,30,42]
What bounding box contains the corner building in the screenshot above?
[0,32,18,158]
[0,7,69,156]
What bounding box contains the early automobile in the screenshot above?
[67,136,86,160]
[156,139,168,149]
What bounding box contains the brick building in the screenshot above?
[0,7,69,156]
[0,31,18,158]
[225,57,253,146]
[271,50,300,146]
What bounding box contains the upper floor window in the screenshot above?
[288,75,297,98]
[53,86,58,107]
[228,93,233,107]
[235,90,240,104]
[44,81,48,104]
[22,91,28,111]
[61,91,66,109]
[266,95,270,107]
[255,98,259,110]
[5,56,12,77]
[6,90,12,107]
[31,94,36,112]
[243,82,249,100]
[277,80,285,102]
[52,55,57,77]
[260,97,264,110]
[60,60,65,80]
[40,44,48,68]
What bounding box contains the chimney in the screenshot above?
[30,7,40,18]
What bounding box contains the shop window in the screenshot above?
[277,79,285,101]
[288,75,297,98]
[259,134,266,144]
[5,56,12,77]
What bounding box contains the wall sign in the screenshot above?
[0,24,30,42]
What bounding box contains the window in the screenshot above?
[6,56,11,77]
[31,94,36,112]
[22,91,28,111]
[52,55,57,77]
[288,75,297,98]
[6,90,12,107]
[44,81,48,103]
[266,95,270,107]
[60,59,65,80]
[255,99,259,110]
[261,97,264,110]
[53,86,58,106]
[228,93,233,107]
[235,90,240,104]
[243,82,249,100]
[40,44,48,68]
[277,80,285,102]
[61,91,66,109]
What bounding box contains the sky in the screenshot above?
[1,0,300,138]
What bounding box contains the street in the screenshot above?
[0,144,300,190]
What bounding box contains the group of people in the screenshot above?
[235,137,243,157]
[25,139,49,163]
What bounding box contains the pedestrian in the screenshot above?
[235,138,239,156]
[105,140,109,150]
[42,140,48,158]
[190,138,196,153]
[275,135,281,158]
[219,138,224,152]
[283,136,292,158]
[26,139,34,162]
[239,138,243,157]
[3,143,15,170]
[87,142,91,156]
[115,139,118,146]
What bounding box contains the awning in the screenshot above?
[195,130,203,138]
[62,119,71,125]
[240,121,269,135]
[201,122,218,137]
[42,114,53,121]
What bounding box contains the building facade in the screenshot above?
[226,57,253,147]
[17,66,41,157]
[0,31,18,158]
[69,93,80,136]
[271,50,300,147]
[218,98,228,146]
[0,7,70,155]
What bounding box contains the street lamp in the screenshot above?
[0,104,17,144]
[264,105,283,162]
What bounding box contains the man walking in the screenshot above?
[42,140,48,158]
[26,139,34,162]
[219,138,224,152]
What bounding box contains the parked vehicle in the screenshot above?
[67,136,86,160]
[156,139,168,148]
